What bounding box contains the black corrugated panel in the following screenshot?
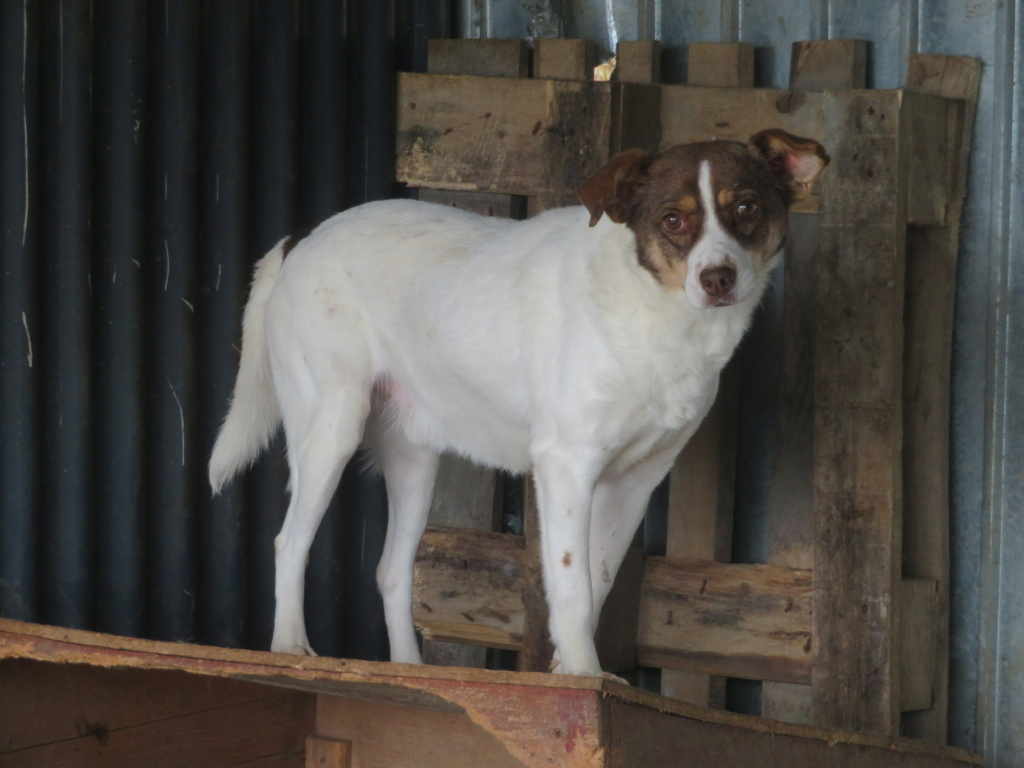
[0,0,449,660]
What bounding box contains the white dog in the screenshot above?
[209,129,828,676]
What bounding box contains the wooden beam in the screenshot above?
[396,73,613,198]
[811,88,908,736]
[0,619,982,768]
[638,558,812,683]
[307,736,352,768]
[789,40,868,91]
[534,38,593,81]
[660,367,737,705]
[427,39,529,78]
[413,527,814,684]
[616,40,662,84]
[900,578,941,712]
[414,527,525,650]
[687,43,754,88]
[762,34,867,727]
[900,53,981,743]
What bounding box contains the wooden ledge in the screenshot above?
[0,618,980,767]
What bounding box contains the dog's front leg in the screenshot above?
[532,447,602,676]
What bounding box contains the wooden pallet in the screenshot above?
[397,39,979,741]
[0,619,981,767]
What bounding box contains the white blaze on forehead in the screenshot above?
[698,160,723,234]
[685,157,761,309]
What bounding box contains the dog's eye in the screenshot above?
[662,213,687,233]
[735,200,759,220]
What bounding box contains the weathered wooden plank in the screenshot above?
[396,73,612,198]
[790,39,868,91]
[762,35,866,727]
[423,456,499,663]
[900,578,941,712]
[760,215,818,727]
[660,367,737,705]
[905,92,959,226]
[616,40,661,84]
[306,737,352,768]
[426,39,528,78]
[609,82,662,155]
[413,526,813,684]
[0,659,287,753]
[534,38,593,81]
[659,85,825,148]
[637,558,812,684]
[901,53,981,743]
[316,695,524,768]
[0,619,982,768]
[604,696,979,768]
[414,527,525,650]
[811,88,908,736]
[0,663,312,768]
[687,43,754,88]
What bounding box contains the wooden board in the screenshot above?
[762,37,870,728]
[0,660,312,768]
[790,40,868,91]
[900,53,981,742]
[413,527,813,683]
[426,39,528,78]
[0,619,981,768]
[638,558,812,683]
[687,43,754,88]
[414,526,525,650]
[534,38,593,81]
[615,40,662,84]
[811,88,908,736]
[396,73,612,199]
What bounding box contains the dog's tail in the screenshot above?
[209,242,286,495]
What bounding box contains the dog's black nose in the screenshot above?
[700,266,736,298]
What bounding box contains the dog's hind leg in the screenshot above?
[368,426,439,664]
[271,388,370,656]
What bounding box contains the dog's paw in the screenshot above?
[270,640,318,657]
[549,650,626,683]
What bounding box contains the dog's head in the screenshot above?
[578,129,829,309]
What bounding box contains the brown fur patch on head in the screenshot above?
[577,149,653,226]
[562,551,573,567]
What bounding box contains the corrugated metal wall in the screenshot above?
[0,0,448,659]
[3,0,1022,763]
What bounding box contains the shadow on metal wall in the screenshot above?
[0,0,449,660]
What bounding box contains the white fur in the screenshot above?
[210,179,776,675]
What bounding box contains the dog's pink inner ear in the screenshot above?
[578,149,650,227]
[748,129,830,202]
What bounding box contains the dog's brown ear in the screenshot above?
[748,129,830,204]
[577,149,651,227]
